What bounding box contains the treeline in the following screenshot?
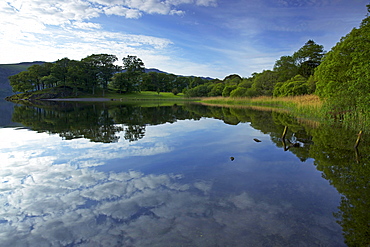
[8,54,211,96]
[185,39,324,98]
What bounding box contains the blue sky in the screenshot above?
[0,0,368,78]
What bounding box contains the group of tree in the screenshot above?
[9,54,121,96]
[8,54,211,96]
[184,39,325,98]
[315,4,370,115]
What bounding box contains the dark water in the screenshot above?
[0,102,369,246]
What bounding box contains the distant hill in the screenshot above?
[0,61,46,97]
[144,68,214,80]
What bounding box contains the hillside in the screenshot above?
[0,61,46,97]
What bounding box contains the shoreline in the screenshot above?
[42,98,112,102]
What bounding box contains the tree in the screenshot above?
[51,58,71,89]
[67,60,85,95]
[9,71,35,93]
[121,55,145,93]
[111,72,136,93]
[315,5,370,114]
[26,64,51,91]
[82,54,119,96]
[185,84,210,97]
[222,85,237,97]
[293,40,325,78]
[238,78,253,89]
[230,87,247,98]
[208,83,225,97]
[223,74,242,85]
[122,55,145,74]
[273,75,308,97]
[251,70,278,96]
[273,55,299,82]
[189,77,208,88]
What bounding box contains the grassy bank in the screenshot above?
[200,95,370,131]
[89,90,191,101]
[200,94,325,120]
[5,87,196,102]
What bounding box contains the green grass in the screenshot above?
[6,88,197,104]
[200,95,370,131]
[200,95,328,124]
[85,90,190,100]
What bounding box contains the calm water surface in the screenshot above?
[0,102,368,246]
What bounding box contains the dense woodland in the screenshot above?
[8,5,370,114]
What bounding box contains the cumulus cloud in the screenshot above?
[2,0,217,27]
[0,0,218,75]
[0,161,344,246]
[0,120,344,246]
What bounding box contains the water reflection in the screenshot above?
[11,102,202,143]
[1,102,369,246]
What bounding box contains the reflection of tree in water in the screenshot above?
[185,104,314,161]
[184,104,370,246]
[308,126,370,247]
[12,103,202,143]
[11,102,370,245]
[124,125,145,142]
[12,104,123,143]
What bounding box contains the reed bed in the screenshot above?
[202,95,370,132]
[200,94,327,123]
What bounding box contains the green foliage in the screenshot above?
[111,72,138,93]
[51,58,70,88]
[171,88,179,95]
[273,75,308,97]
[222,85,237,97]
[208,83,225,97]
[189,77,208,88]
[251,70,278,96]
[223,74,242,85]
[185,84,210,97]
[315,7,370,117]
[230,87,246,98]
[273,55,298,82]
[83,54,119,96]
[273,40,325,92]
[9,71,35,93]
[306,75,317,94]
[237,78,253,89]
[122,55,144,74]
[245,88,258,97]
[293,40,325,78]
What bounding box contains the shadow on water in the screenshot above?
[3,100,370,246]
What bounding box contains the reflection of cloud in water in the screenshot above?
[0,128,173,169]
[0,124,344,246]
[0,161,344,246]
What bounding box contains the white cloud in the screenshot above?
[0,0,222,76]
[103,5,142,18]
[71,21,102,30]
[0,119,345,246]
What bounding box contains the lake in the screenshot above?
[0,101,369,246]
